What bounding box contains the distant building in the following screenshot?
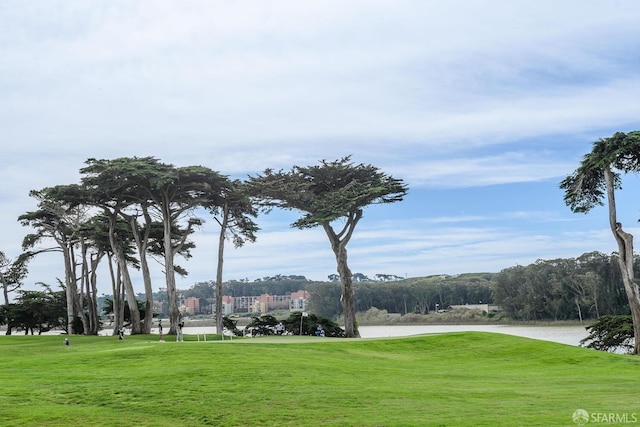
[153,300,165,313]
[209,290,311,315]
[250,294,290,313]
[221,295,234,316]
[182,297,200,315]
[290,290,309,312]
[233,295,258,313]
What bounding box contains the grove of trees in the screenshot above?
[15,156,257,336]
[307,273,494,319]
[493,252,629,321]
[6,155,406,339]
[0,286,66,335]
[6,138,640,350]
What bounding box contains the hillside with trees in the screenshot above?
[176,250,632,323]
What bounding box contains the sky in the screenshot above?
[3,1,640,296]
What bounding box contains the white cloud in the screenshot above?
[2,1,640,294]
[396,151,577,188]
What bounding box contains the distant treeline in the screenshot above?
[177,251,632,321]
[493,251,629,321]
[305,273,495,318]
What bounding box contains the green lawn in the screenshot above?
[0,332,638,426]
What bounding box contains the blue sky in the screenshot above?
[2,1,640,295]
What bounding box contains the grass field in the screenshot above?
[0,332,638,426]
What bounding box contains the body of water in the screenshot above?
[31,323,590,348]
[357,324,589,347]
[173,324,590,347]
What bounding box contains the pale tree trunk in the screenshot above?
[80,239,99,335]
[605,166,640,354]
[215,203,228,335]
[129,212,153,334]
[63,245,74,333]
[88,252,102,335]
[62,243,77,334]
[323,217,361,338]
[107,253,121,335]
[2,266,14,332]
[114,248,141,334]
[108,218,142,334]
[575,298,583,323]
[116,269,125,335]
[336,244,358,338]
[162,204,196,335]
[593,285,600,318]
[139,248,153,334]
[164,213,181,335]
[69,242,89,334]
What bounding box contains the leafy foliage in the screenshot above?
[245,312,345,337]
[222,316,243,336]
[0,288,66,335]
[0,250,31,303]
[493,252,629,321]
[249,156,407,229]
[580,315,634,353]
[283,312,345,337]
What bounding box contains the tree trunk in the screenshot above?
[337,245,359,338]
[605,166,640,355]
[2,283,8,306]
[62,243,76,334]
[108,253,122,335]
[89,252,101,335]
[1,279,8,334]
[81,239,99,335]
[163,213,181,335]
[215,204,228,335]
[140,250,153,334]
[575,298,583,323]
[129,212,154,334]
[114,248,142,334]
[107,215,142,334]
[68,244,89,334]
[324,223,360,338]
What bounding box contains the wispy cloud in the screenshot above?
[2,1,640,293]
[396,151,577,188]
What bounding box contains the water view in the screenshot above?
[172,324,589,347]
[358,324,588,347]
[26,323,589,348]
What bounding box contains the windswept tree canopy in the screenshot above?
[560,131,640,213]
[249,156,408,338]
[250,156,408,229]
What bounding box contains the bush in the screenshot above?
[580,315,634,353]
[283,312,345,337]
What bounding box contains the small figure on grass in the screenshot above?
[64,338,70,346]
[158,320,164,342]
[177,321,184,342]
[315,325,325,337]
[118,326,125,340]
